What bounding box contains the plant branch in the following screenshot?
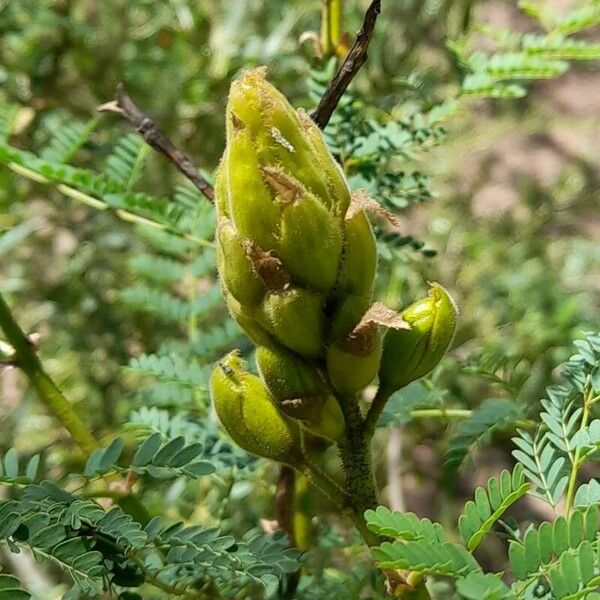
[564,387,593,516]
[98,84,215,203]
[276,466,297,546]
[311,0,382,129]
[365,391,537,438]
[0,293,98,455]
[6,162,213,248]
[321,0,343,58]
[364,387,390,437]
[276,466,301,599]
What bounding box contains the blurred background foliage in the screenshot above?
[0,0,599,597]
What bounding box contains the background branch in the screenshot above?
[311,0,382,129]
[0,293,98,454]
[99,84,215,203]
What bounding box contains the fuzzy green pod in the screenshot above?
[210,352,305,465]
[255,345,326,400]
[225,122,280,251]
[336,208,377,298]
[327,302,407,396]
[267,171,343,292]
[227,68,338,209]
[325,207,377,348]
[217,220,264,306]
[296,108,351,217]
[224,292,274,348]
[328,294,371,342]
[378,284,458,395]
[326,331,383,396]
[258,288,326,358]
[255,345,345,440]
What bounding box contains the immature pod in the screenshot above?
[326,207,377,345]
[326,303,405,395]
[210,352,305,466]
[214,155,230,218]
[227,68,342,211]
[216,220,264,306]
[378,284,458,395]
[328,294,372,342]
[255,345,345,440]
[261,167,343,292]
[224,292,274,348]
[223,120,280,250]
[326,330,383,396]
[258,288,326,358]
[336,208,377,298]
[296,108,351,217]
[255,345,326,401]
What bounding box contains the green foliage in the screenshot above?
[458,465,529,551]
[453,1,600,99]
[514,332,600,510]
[509,508,600,599]
[365,507,447,542]
[455,572,513,600]
[41,118,99,164]
[372,538,480,577]
[84,434,216,480]
[0,571,30,600]
[0,450,39,486]
[0,477,300,598]
[368,334,600,597]
[446,398,520,469]
[105,133,149,191]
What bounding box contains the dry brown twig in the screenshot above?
[99,0,382,194]
[98,84,215,203]
[311,0,382,129]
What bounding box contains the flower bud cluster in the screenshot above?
[210,69,457,462]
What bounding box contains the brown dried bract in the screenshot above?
[347,190,397,225]
[260,166,303,204]
[339,302,409,356]
[244,240,290,292]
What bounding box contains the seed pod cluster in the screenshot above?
[210,69,457,460]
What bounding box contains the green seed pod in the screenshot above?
[214,155,230,218]
[328,294,372,342]
[258,288,325,358]
[255,345,326,401]
[225,122,280,250]
[224,292,274,348]
[217,220,264,306]
[327,303,408,395]
[326,331,383,396]
[336,208,377,298]
[227,68,341,211]
[378,284,458,395]
[210,352,305,466]
[297,108,351,217]
[303,395,345,441]
[267,171,342,292]
[255,346,344,440]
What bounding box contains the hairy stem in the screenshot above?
[0,293,97,455]
[336,396,379,545]
[364,387,390,437]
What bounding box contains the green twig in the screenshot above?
[564,387,593,516]
[321,0,343,58]
[0,293,98,455]
[364,387,390,437]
